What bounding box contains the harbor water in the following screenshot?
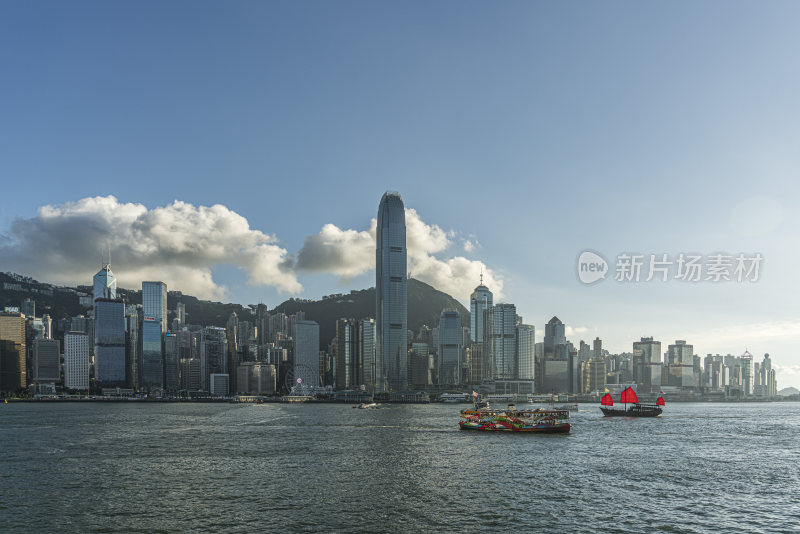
[2,402,798,532]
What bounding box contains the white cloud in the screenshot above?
[295,207,504,300]
[0,196,300,299]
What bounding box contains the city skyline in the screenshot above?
[1,2,798,386]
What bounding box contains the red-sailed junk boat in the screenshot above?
[600,387,664,417]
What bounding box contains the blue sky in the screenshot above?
[1,2,799,385]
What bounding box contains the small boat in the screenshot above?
[354,402,377,409]
[600,388,663,417]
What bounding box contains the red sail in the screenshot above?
[620,387,639,404]
[656,396,665,406]
[601,393,614,406]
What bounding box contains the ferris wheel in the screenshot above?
[284,363,315,395]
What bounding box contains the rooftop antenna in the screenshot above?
[480,268,483,285]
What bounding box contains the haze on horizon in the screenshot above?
[1,2,798,386]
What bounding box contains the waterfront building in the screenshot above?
[94,298,126,387]
[209,373,229,396]
[667,340,695,388]
[633,337,662,392]
[376,191,407,392]
[70,315,94,355]
[125,306,141,389]
[294,320,320,389]
[64,331,90,390]
[360,318,376,393]
[164,332,179,391]
[141,281,167,390]
[33,338,61,383]
[438,310,463,386]
[200,326,227,391]
[179,358,202,391]
[93,263,117,301]
[0,312,27,391]
[469,277,493,343]
[516,323,535,381]
[740,350,753,395]
[486,304,517,380]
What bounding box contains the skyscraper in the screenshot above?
[141,281,167,390]
[486,304,517,380]
[0,312,27,392]
[64,331,89,390]
[438,310,463,386]
[376,192,407,392]
[33,338,61,383]
[200,326,227,391]
[469,277,493,343]
[94,298,126,387]
[294,320,320,389]
[93,264,117,301]
[667,340,694,388]
[516,323,535,380]
[633,337,662,392]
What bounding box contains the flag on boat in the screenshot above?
[472,391,478,397]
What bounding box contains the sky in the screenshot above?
[1,1,799,386]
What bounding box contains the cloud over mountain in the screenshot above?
[1,196,503,302]
[0,196,300,299]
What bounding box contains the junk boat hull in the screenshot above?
[600,404,662,417]
[459,407,571,434]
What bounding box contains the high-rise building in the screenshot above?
[543,317,566,354]
[33,338,61,383]
[176,302,186,325]
[125,306,141,389]
[360,318,376,393]
[376,192,407,392]
[469,278,493,343]
[64,331,90,390]
[93,264,117,302]
[516,324,535,381]
[21,298,35,318]
[164,333,179,391]
[0,312,27,391]
[740,350,753,395]
[335,319,360,390]
[200,326,227,391]
[94,298,126,387]
[294,320,320,389]
[141,281,167,390]
[667,340,694,388]
[486,304,517,380]
[633,337,662,392]
[438,310,463,386]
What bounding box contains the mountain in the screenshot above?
[273,278,469,345]
[776,387,799,397]
[0,272,469,343]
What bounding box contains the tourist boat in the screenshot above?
[459,406,571,433]
[599,387,664,417]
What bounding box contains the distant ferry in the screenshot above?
[440,393,469,403]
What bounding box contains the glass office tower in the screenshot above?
[141,281,167,390]
[94,298,126,386]
[376,192,407,392]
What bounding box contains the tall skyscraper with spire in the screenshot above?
[376,192,407,392]
[469,274,493,343]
